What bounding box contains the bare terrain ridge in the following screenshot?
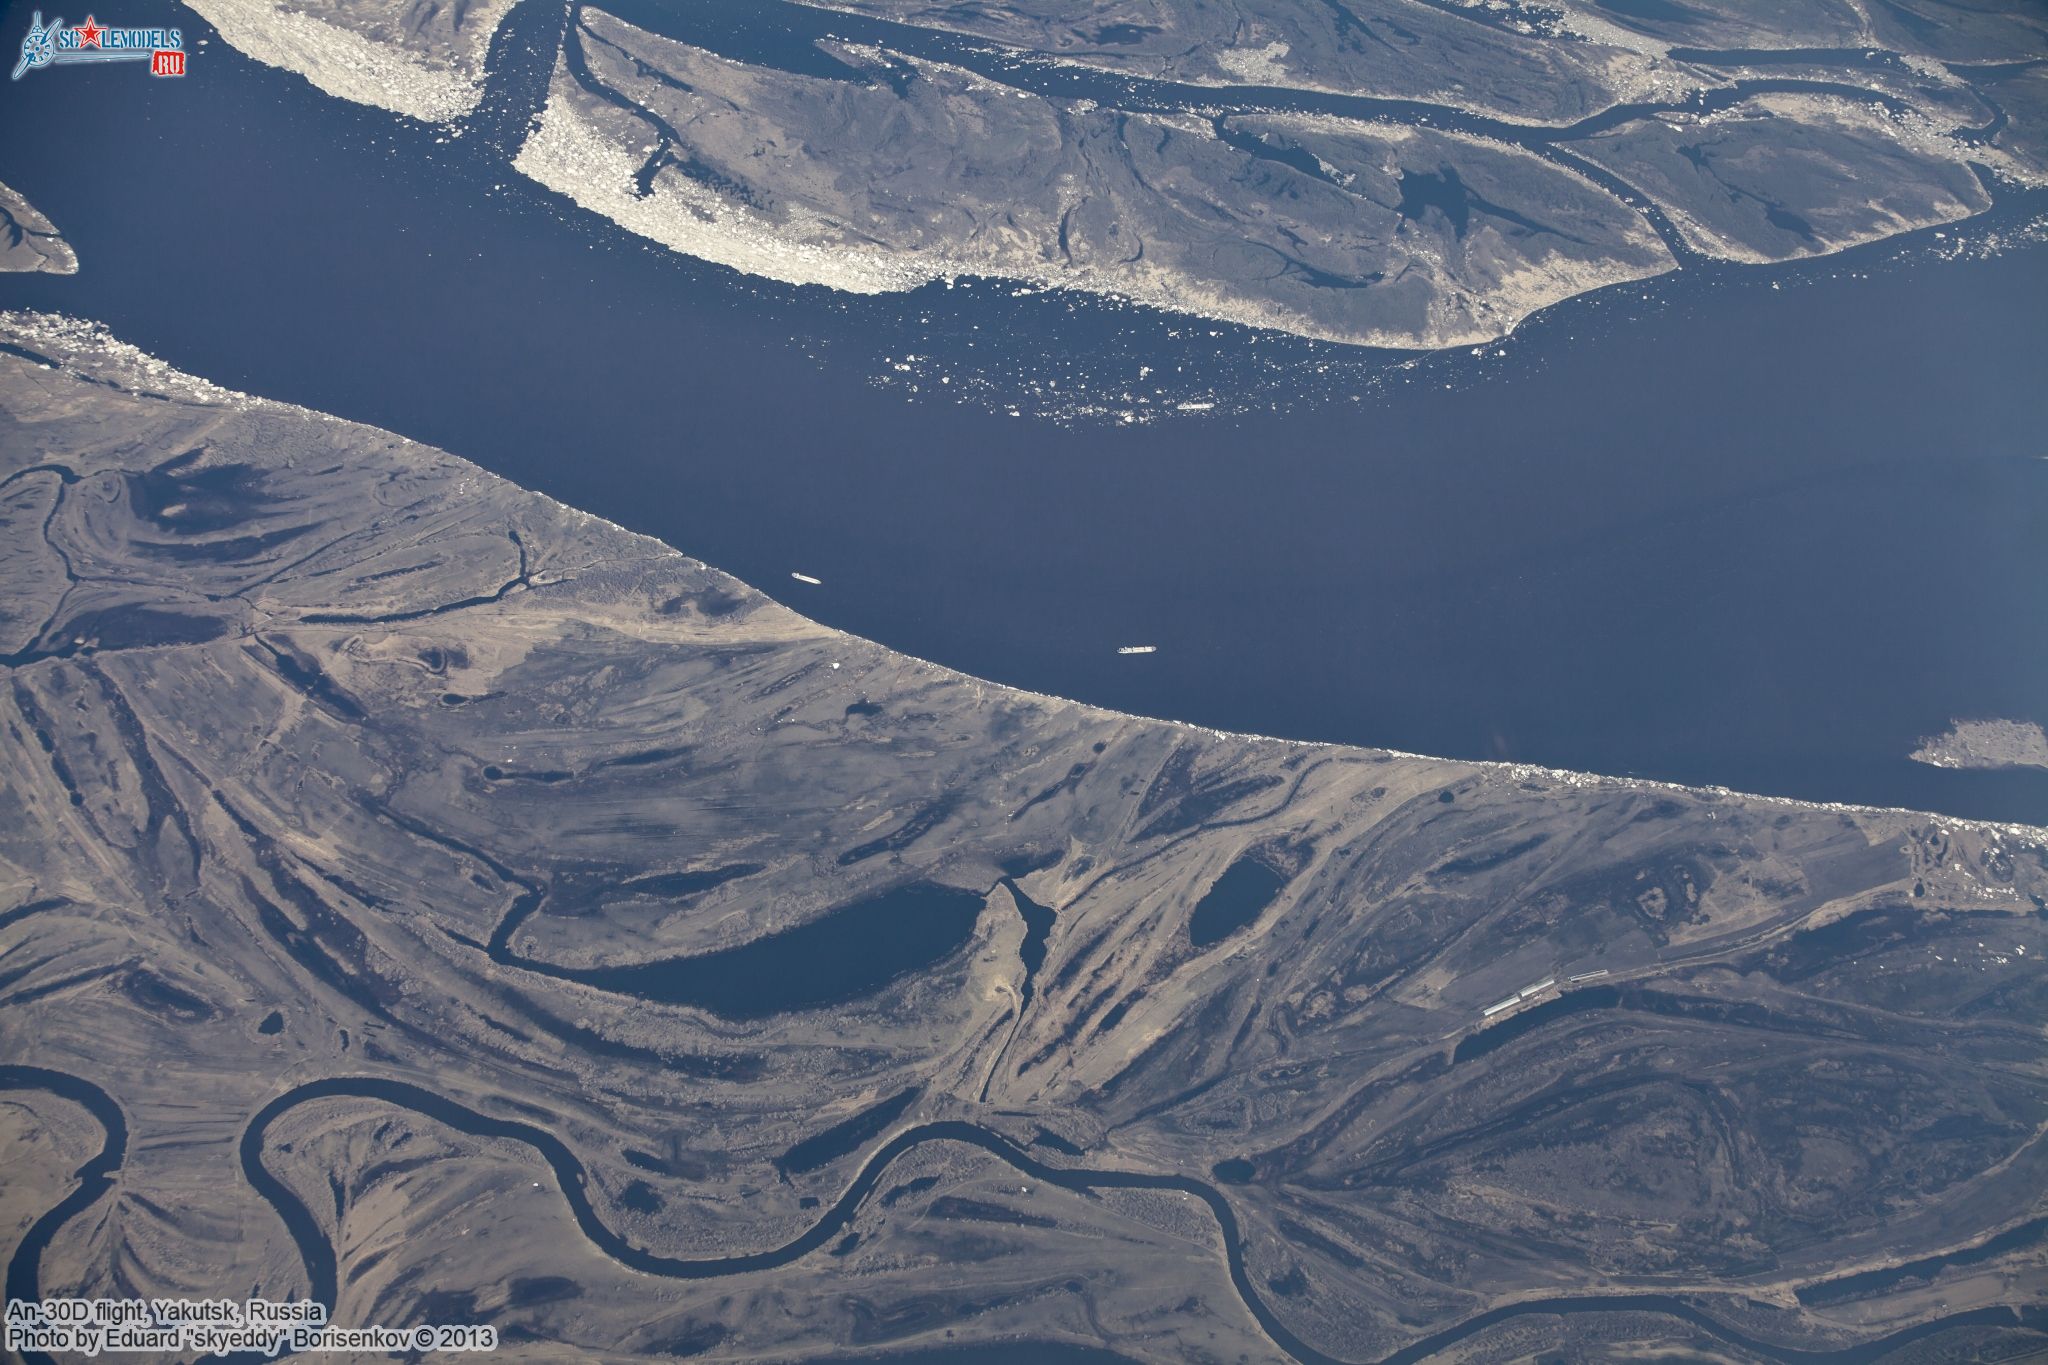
[0,182,75,277]
[787,0,2048,103]
[180,0,2048,347]
[513,2,2039,344]
[1913,719,2048,773]
[1,311,2044,1361]
[516,11,1676,347]
[183,0,518,120]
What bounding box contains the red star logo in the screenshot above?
[76,15,102,46]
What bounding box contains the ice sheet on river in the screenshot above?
[184,0,516,120]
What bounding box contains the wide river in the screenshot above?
[3,0,2045,824]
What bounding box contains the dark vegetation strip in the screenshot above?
[775,1087,922,1176]
[1794,1215,2048,1307]
[1453,985,1622,1062]
[0,897,68,933]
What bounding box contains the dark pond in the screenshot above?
[1188,858,1291,947]
[502,882,987,1018]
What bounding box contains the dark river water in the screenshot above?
[2,0,2045,824]
[1,1058,2037,1365]
[224,1076,2042,1365]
